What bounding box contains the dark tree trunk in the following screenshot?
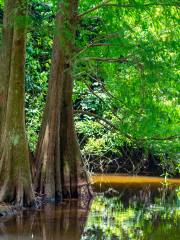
[34,0,92,201]
[0,0,34,207]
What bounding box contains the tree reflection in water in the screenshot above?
[0,199,91,240]
[82,184,180,240]
[0,184,180,240]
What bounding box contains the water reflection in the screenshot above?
[0,183,180,240]
[83,184,180,240]
[0,200,91,240]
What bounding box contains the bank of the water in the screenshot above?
[90,174,180,185]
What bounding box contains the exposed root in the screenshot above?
[0,203,17,217]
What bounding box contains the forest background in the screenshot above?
[0,0,179,178]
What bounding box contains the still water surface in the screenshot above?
[0,175,180,240]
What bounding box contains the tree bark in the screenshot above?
[35,0,92,201]
[0,0,15,139]
[0,0,34,207]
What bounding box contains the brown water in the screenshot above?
[1,175,180,240]
[91,174,180,185]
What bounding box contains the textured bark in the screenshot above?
[35,0,92,201]
[34,1,66,201]
[60,69,92,199]
[0,0,34,207]
[0,0,15,139]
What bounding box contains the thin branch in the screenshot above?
[74,110,133,140]
[149,135,180,141]
[74,110,180,142]
[88,43,116,47]
[79,56,143,70]
[74,110,117,129]
[78,0,112,19]
[74,33,123,59]
[75,78,179,143]
[78,2,180,18]
[82,57,128,63]
[104,3,180,8]
[86,73,141,116]
[82,78,123,123]
[75,44,119,54]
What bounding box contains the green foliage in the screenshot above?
[73,0,180,173]
[1,0,178,173]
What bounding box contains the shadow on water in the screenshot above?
[1,176,180,240]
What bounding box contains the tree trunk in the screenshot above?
[60,69,92,199]
[0,0,15,139]
[0,0,34,207]
[34,0,92,201]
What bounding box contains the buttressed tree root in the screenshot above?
[34,0,92,202]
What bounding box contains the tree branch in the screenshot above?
[88,43,117,47]
[74,110,118,129]
[86,73,141,116]
[74,110,133,140]
[149,135,180,141]
[82,57,128,63]
[74,110,180,142]
[78,2,180,18]
[78,0,112,19]
[81,78,124,123]
[104,3,180,8]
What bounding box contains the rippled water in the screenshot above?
[0,176,180,240]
